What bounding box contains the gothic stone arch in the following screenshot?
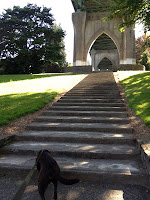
[98,57,113,71]
[91,49,119,71]
[72,12,136,68]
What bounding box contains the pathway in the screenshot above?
[0,72,149,199]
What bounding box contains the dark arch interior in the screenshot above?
[91,33,117,51]
[98,57,113,71]
[89,33,117,71]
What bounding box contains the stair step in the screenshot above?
[71,89,119,92]
[27,122,132,133]
[58,99,123,103]
[73,85,118,89]
[62,95,121,99]
[65,93,121,97]
[73,86,118,88]
[15,131,135,145]
[35,116,130,124]
[67,87,120,94]
[54,102,125,107]
[51,106,126,112]
[0,72,148,188]
[0,154,147,185]
[66,89,120,92]
[67,91,120,95]
[42,110,127,117]
[1,141,139,159]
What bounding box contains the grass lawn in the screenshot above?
[120,72,150,127]
[0,73,70,83]
[0,73,85,126]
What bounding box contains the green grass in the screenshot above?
[0,73,76,126]
[121,72,150,127]
[0,91,58,125]
[0,73,70,83]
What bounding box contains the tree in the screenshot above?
[0,4,66,74]
[109,0,150,32]
[135,34,146,63]
[44,24,66,67]
[135,34,150,64]
[140,50,150,70]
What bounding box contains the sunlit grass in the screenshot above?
[0,91,58,125]
[0,73,85,126]
[121,72,150,127]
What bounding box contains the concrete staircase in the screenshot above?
[0,72,148,186]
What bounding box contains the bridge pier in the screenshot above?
[72,12,87,66]
[72,10,136,70]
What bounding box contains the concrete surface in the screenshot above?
[1,141,139,158]
[22,180,150,200]
[0,171,149,200]
[0,72,149,199]
[27,121,131,133]
[35,116,130,124]
[15,131,134,144]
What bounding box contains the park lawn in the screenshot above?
[0,91,58,125]
[0,73,70,83]
[0,73,83,126]
[120,72,150,127]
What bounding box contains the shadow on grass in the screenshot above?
[121,72,150,127]
[0,91,58,126]
[0,73,73,83]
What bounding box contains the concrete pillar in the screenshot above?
[72,12,87,66]
[91,49,96,71]
[125,27,136,64]
[119,32,126,64]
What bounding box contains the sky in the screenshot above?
[0,0,145,63]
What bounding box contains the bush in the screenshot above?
[44,62,63,73]
[140,50,150,71]
[0,55,43,74]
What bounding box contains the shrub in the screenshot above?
[44,62,63,73]
[140,50,150,70]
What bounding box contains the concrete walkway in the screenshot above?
[0,72,149,199]
[0,171,149,200]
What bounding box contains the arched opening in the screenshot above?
[89,33,119,71]
[72,11,136,68]
[98,57,113,71]
[91,33,117,51]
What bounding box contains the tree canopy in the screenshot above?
[135,34,147,63]
[0,4,66,74]
[109,0,150,32]
[135,34,150,69]
[140,49,150,70]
